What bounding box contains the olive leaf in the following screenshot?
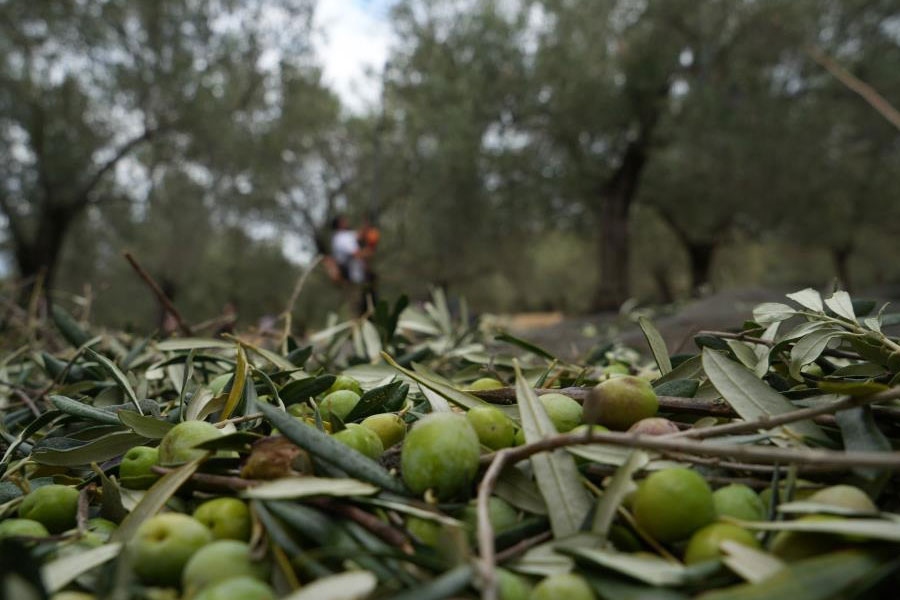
[242,477,378,500]
[50,395,120,426]
[281,571,377,600]
[591,450,649,539]
[638,316,671,374]
[343,380,408,421]
[118,410,173,438]
[514,361,591,538]
[786,288,824,312]
[256,400,406,494]
[824,291,857,322]
[731,517,900,541]
[85,348,143,415]
[42,543,123,593]
[701,349,827,445]
[32,431,148,467]
[752,303,796,325]
[220,344,248,420]
[112,458,203,542]
[720,541,786,583]
[700,550,887,600]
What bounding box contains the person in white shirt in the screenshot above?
[330,216,366,284]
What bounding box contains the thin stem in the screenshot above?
[480,429,900,470]
[215,412,264,428]
[281,255,323,351]
[806,44,900,131]
[477,448,512,600]
[695,330,860,359]
[123,252,192,336]
[307,497,412,553]
[494,531,553,563]
[470,387,900,422]
[671,384,900,440]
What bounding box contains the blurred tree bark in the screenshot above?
[0,130,156,297]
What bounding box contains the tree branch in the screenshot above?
[472,385,900,422]
[123,251,192,336]
[74,128,161,208]
[480,426,900,472]
[695,329,862,360]
[806,45,900,131]
[672,383,900,440]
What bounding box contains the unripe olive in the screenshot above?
[18,484,79,533]
[361,413,407,449]
[333,423,384,459]
[401,413,481,500]
[584,376,658,430]
[466,406,516,449]
[538,393,583,432]
[158,420,223,466]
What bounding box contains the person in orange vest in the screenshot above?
[357,219,380,312]
[326,215,365,285]
[323,215,380,314]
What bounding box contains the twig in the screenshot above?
[695,330,860,359]
[480,429,900,470]
[307,497,412,552]
[12,389,41,417]
[123,251,192,336]
[215,413,264,428]
[475,424,900,596]
[806,45,900,131]
[585,464,812,488]
[494,530,552,563]
[661,454,836,475]
[471,387,900,422]
[281,256,323,350]
[284,256,323,318]
[191,313,237,333]
[477,448,512,600]
[33,337,100,403]
[149,465,413,553]
[615,505,680,563]
[475,387,736,414]
[670,384,900,440]
[150,466,254,490]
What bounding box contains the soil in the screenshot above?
[505,287,900,362]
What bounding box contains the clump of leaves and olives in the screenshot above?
[5,288,900,599]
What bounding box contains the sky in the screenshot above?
[313,0,396,112]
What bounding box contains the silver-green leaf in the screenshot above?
[242,477,378,499]
[638,316,671,374]
[515,361,591,538]
[824,291,856,323]
[702,349,826,445]
[786,288,824,312]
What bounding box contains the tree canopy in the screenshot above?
[1,0,898,329]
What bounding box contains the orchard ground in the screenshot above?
[503,287,900,361]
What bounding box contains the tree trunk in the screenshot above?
[592,192,632,311]
[686,241,716,296]
[652,265,675,304]
[590,132,654,312]
[832,246,853,293]
[13,203,75,301]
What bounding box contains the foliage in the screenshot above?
[2,287,900,597]
[2,0,900,329]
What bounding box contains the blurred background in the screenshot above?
[1,0,899,338]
